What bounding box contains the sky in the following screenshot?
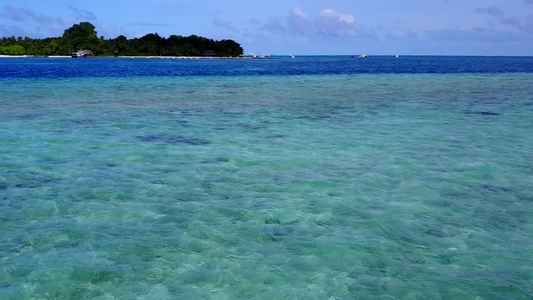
[0,0,532,56]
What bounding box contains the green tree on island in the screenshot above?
[62,22,100,53]
[109,35,130,57]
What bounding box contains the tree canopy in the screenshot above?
[0,22,243,57]
[62,22,99,52]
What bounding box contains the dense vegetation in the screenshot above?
[0,22,243,57]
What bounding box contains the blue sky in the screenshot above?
[1,0,532,55]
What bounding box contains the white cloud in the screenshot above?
[262,7,370,39]
[2,6,64,25]
[293,7,308,19]
[68,5,97,21]
[213,18,236,30]
[476,6,521,27]
[126,22,172,27]
[96,22,132,39]
[319,9,355,24]
[0,6,68,37]
[426,27,522,42]
[0,24,31,38]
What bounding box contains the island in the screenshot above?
[0,22,243,58]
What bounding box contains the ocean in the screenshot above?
[1,56,532,299]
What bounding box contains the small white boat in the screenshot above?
[360,53,368,58]
[290,55,295,58]
[250,53,270,59]
[394,54,399,58]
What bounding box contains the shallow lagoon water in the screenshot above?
[1,58,533,299]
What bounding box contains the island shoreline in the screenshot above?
[0,54,254,59]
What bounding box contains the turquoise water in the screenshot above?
[1,72,533,299]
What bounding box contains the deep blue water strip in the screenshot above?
[1,56,533,79]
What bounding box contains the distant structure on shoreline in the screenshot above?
[202,50,218,57]
[72,50,91,58]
